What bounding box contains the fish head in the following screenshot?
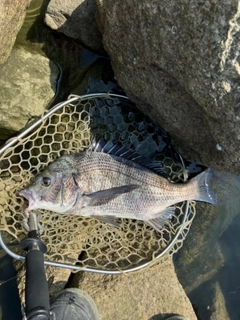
[19,161,80,213]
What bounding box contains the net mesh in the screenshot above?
[0,94,196,272]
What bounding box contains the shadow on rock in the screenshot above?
[174,171,240,320]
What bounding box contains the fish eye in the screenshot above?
[41,177,51,187]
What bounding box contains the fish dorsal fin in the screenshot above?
[90,139,167,177]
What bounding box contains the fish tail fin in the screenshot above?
[192,168,216,204]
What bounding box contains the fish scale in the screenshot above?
[73,152,164,189]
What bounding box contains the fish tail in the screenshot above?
[192,168,216,204]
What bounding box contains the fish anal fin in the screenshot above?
[82,184,140,207]
[92,215,121,228]
[146,206,175,233]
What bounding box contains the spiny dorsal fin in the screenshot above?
[89,138,168,177]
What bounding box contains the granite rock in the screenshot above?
[0,0,31,66]
[0,47,59,142]
[69,256,197,320]
[96,0,240,175]
[174,171,240,292]
[45,0,103,52]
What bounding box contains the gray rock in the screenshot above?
[189,280,231,320]
[0,0,31,66]
[45,0,103,53]
[69,255,197,320]
[96,0,240,175]
[174,171,240,292]
[173,172,240,319]
[210,282,230,320]
[0,47,59,142]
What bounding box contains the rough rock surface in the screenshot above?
[45,0,103,52]
[0,47,59,142]
[69,256,197,320]
[96,0,240,175]
[174,172,240,319]
[0,0,31,66]
[189,280,231,320]
[174,171,240,292]
[210,282,230,320]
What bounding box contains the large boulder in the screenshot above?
[0,47,59,143]
[96,0,240,175]
[189,281,231,320]
[45,0,104,53]
[174,171,240,319]
[174,171,240,291]
[0,0,30,66]
[70,256,197,320]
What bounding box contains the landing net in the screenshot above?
[0,93,195,273]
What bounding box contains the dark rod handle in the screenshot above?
[25,249,50,320]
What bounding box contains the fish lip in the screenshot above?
[19,189,41,211]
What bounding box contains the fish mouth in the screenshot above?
[19,189,41,211]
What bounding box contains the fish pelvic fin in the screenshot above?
[192,168,216,204]
[146,206,175,233]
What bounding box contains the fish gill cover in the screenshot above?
[0,94,196,272]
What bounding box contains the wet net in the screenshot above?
[0,94,196,273]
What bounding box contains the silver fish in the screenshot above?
[19,147,216,232]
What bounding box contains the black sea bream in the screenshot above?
[19,144,216,232]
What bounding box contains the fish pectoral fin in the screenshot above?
[82,184,140,207]
[146,206,175,233]
[91,215,121,228]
